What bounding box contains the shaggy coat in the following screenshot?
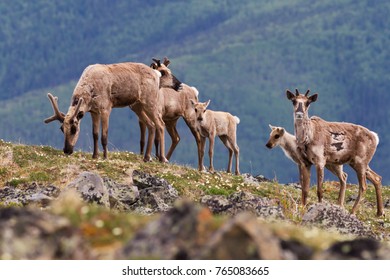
[134,83,202,167]
[45,60,181,163]
[287,89,384,216]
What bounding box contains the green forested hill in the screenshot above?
[1,0,390,184]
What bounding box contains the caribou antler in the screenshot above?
[305,89,310,96]
[44,93,65,123]
[295,89,300,96]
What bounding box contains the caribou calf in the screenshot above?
[286,89,384,216]
[191,100,240,175]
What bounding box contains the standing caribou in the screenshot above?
[286,89,384,216]
[44,58,182,162]
[191,100,240,175]
[132,83,203,169]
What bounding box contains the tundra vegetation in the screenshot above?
[0,139,389,259]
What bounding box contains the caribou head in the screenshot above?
[151,57,182,91]
[286,89,318,120]
[44,93,84,155]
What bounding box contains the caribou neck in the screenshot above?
[294,115,313,148]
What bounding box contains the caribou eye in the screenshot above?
[195,108,198,113]
[275,134,280,139]
[160,70,166,76]
[203,109,207,113]
[292,100,297,106]
[77,111,84,120]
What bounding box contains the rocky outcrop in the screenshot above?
[1,170,388,260]
[117,201,390,260]
[65,172,110,208]
[1,170,179,215]
[201,191,284,220]
[0,183,60,207]
[0,207,93,259]
[318,238,390,260]
[130,170,179,214]
[117,201,281,260]
[117,200,214,259]
[302,203,377,239]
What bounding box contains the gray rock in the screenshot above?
[302,203,376,239]
[242,173,272,185]
[200,212,282,259]
[0,183,60,207]
[65,172,110,208]
[280,239,314,260]
[201,191,284,220]
[0,207,93,259]
[103,177,139,211]
[318,238,390,260]
[118,200,213,259]
[130,170,179,214]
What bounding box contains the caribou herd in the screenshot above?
[44,58,384,216]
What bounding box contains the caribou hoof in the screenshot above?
[160,157,169,163]
[143,156,153,162]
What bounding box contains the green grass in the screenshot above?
[0,140,389,258]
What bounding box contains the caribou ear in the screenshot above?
[308,93,318,104]
[163,57,170,67]
[190,99,196,108]
[152,58,161,67]
[204,100,211,108]
[269,124,275,130]
[286,90,295,100]
[150,62,158,69]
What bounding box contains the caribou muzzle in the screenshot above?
[63,144,74,155]
[265,142,273,149]
[172,75,183,91]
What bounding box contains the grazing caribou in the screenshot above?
[44,58,182,162]
[286,89,384,216]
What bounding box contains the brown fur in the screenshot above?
[133,84,203,169]
[266,125,348,206]
[191,100,240,175]
[286,89,384,216]
[45,60,182,162]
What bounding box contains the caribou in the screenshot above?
[132,83,203,169]
[286,89,384,216]
[191,100,240,175]
[44,58,182,162]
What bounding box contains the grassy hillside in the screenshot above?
[1,0,390,184]
[1,140,389,228]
